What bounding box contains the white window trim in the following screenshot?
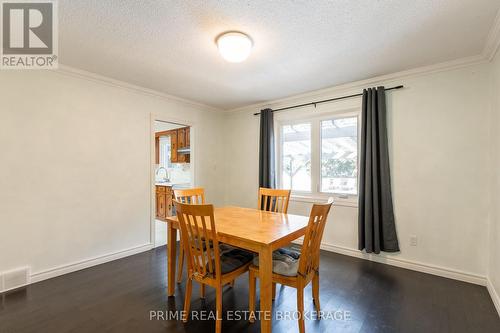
[276,107,361,207]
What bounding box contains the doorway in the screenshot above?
[153,119,193,247]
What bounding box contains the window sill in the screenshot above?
[290,194,358,208]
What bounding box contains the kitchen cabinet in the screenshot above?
[177,127,190,163]
[155,126,190,164]
[178,127,186,148]
[169,130,178,163]
[155,185,173,220]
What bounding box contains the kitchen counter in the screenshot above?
[155,182,191,189]
[155,182,175,186]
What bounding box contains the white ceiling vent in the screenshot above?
[1,267,30,293]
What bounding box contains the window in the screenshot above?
[320,117,358,195]
[281,123,311,191]
[159,136,172,169]
[278,111,359,200]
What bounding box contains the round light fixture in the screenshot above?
[216,32,253,63]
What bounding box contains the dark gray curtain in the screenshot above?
[259,108,276,188]
[358,87,400,254]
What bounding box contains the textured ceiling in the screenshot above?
[59,0,500,110]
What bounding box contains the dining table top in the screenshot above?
[165,205,311,249]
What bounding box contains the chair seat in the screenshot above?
[205,245,254,275]
[192,239,213,250]
[221,247,254,274]
[252,244,302,277]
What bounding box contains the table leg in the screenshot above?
[259,246,273,333]
[167,223,177,296]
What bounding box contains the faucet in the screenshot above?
[155,167,169,182]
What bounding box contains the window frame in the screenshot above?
[276,107,361,206]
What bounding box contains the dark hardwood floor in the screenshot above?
[0,245,499,333]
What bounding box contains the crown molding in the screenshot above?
[225,54,488,115]
[52,7,500,115]
[226,9,500,115]
[53,64,222,113]
[483,9,500,61]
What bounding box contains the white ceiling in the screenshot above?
[59,0,500,110]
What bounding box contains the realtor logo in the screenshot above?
[1,0,58,69]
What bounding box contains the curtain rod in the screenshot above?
[253,85,404,116]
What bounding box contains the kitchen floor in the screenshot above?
[1,246,499,333]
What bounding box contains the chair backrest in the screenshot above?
[297,198,333,277]
[174,201,221,280]
[174,187,205,204]
[258,187,291,213]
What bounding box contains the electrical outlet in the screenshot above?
[410,235,418,246]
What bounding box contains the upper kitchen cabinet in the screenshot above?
[155,127,190,164]
[169,129,178,163]
[177,127,190,163]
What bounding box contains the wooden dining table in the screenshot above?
[163,206,310,333]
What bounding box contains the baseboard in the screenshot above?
[292,239,487,286]
[487,278,500,317]
[30,243,153,284]
[154,240,167,248]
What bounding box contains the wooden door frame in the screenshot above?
[149,113,196,247]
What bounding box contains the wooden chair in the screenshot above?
[174,201,253,333]
[174,187,205,205]
[173,188,205,284]
[248,198,333,333]
[258,187,291,213]
[256,187,291,292]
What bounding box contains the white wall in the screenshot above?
[223,63,492,280]
[489,51,500,312]
[0,69,225,279]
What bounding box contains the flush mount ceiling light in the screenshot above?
[216,32,253,63]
